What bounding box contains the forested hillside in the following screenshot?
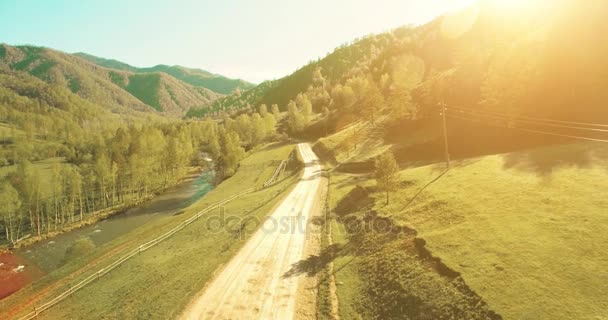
[186,80,278,118]
[0,45,220,117]
[75,52,255,95]
[203,0,608,149]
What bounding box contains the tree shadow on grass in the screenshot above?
[259,140,291,152]
[502,141,608,176]
[333,174,372,190]
[282,243,345,278]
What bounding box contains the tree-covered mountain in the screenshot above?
[74,52,255,95]
[0,44,220,117]
[201,0,608,128]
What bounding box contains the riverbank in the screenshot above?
[1,166,206,251]
[0,166,215,306]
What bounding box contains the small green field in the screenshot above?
[126,73,162,111]
[327,141,608,319]
[0,142,299,319]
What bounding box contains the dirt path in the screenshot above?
[180,143,323,320]
[294,165,327,320]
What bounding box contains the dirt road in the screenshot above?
[181,143,322,320]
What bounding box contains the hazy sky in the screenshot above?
[0,0,474,83]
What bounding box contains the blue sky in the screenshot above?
[0,0,474,83]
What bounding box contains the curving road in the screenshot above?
[181,143,322,320]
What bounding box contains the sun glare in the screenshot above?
[491,0,529,9]
[440,0,478,13]
[443,0,544,13]
[488,0,548,11]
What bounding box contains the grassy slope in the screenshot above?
[329,141,608,319]
[391,142,608,319]
[1,143,299,319]
[328,218,362,320]
[327,174,498,319]
[316,121,388,164]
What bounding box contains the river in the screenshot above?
[0,169,214,299]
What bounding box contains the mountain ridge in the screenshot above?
[0,44,221,117]
[74,52,255,95]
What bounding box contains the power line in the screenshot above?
[447,106,608,133]
[448,105,608,129]
[445,113,608,143]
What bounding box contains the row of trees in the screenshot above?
[225,104,278,147]
[287,94,313,134]
[0,121,205,243]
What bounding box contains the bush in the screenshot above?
[63,236,96,264]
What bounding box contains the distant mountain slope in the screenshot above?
[71,52,139,73]
[74,52,255,95]
[108,71,220,115]
[187,80,278,118]
[0,44,220,117]
[0,66,166,163]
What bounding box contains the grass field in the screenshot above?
[328,217,363,320]
[0,142,299,319]
[327,141,608,319]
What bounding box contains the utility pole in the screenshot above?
[440,102,451,168]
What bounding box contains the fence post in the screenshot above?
[440,102,451,168]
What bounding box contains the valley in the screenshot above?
[1,0,607,319]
